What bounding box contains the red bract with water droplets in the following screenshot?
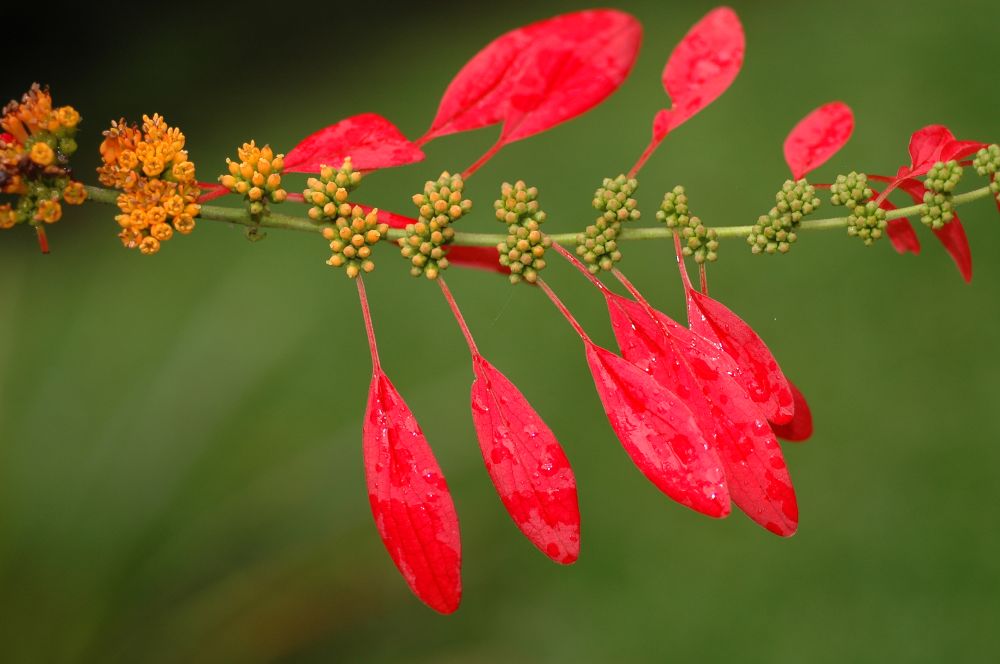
[420,9,641,174]
[653,7,744,140]
[357,279,461,614]
[284,113,425,173]
[676,240,795,425]
[783,102,855,180]
[606,292,798,536]
[770,382,813,443]
[470,355,580,563]
[538,280,730,518]
[439,279,579,563]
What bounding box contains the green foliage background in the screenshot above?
[2,1,998,661]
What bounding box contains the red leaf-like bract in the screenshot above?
[445,245,510,276]
[870,185,921,255]
[285,113,425,173]
[422,10,642,144]
[584,341,730,518]
[470,356,580,563]
[783,102,854,180]
[897,178,972,282]
[656,7,744,137]
[363,372,462,614]
[196,181,231,203]
[686,289,795,425]
[607,294,797,536]
[771,382,813,443]
[882,126,985,195]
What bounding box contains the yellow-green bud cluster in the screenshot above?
[656,185,718,263]
[973,145,1000,200]
[220,141,287,216]
[495,180,550,284]
[576,174,640,274]
[304,159,363,222]
[830,172,873,208]
[400,171,471,279]
[924,160,963,194]
[919,191,954,229]
[322,206,388,278]
[918,160,963,230]
[747,179,819,255]
[846,201,887,246]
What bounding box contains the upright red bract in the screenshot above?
[357,279,462,614]
[420,9,642,174]
[654,7,745,139]
[783,102,855,180]
[284,113,425,173]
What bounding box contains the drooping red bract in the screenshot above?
[871,186,921,255]
[363,371,462,614]
[421,10,641,145]
[684,287,795,425]
[584,340,730,518]
[771,382,813,443]
[284,113,425,173]
[445,245,510,276]
[896,178,973,282]
[783,102,854,180]
[606,293,798,536]
[652,7,744,140]
[470,355,580,563]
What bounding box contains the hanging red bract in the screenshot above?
[285,113,425,173]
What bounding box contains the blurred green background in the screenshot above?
[2,1,999,661]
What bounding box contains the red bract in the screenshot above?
[631,7,744,175]
[444,245,510,276]
[606,291,798,535]
[675,237,794,425]
[439,279,580,564]
[538,280,730,518]
[357,279,461,614]
[783,102,854,180]
[284,113,425,173]
[419,10,641,174]
[654,7,744,138]
[196,181,230,203]
[770,382,813,443]
[897,178,973,282]
[470,355,580,563]
[879,125,984,198]
[873,187,921,255]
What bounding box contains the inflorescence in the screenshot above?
[576,175,640,273]
[495,180,551,284]
[400,172,471,279]
[656,185,718,263]
[748,179,820,254]
[220,141,288,216]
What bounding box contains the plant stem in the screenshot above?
[81,184,997,248]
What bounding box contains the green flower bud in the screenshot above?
[924,160,963,194]
[919,191,955,230]
[576,175,638,273]
[830,172,873,208]
[846,201,887,246]
[400,171,470,279]
[656,185,718,263]
[747,179,819,255]
[973,144,999,177]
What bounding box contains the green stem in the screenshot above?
[82,184,997,248]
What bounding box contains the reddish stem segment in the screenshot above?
[35,226,49,254]
[356,277,381,372]
[538,279,591,343]
[699,263,709,295]
[438,277,479,356]
[461,138,504,179]
[550,242,610,293]
[628,136,663,178]
[673,232,695,292]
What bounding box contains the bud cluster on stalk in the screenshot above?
[494,180,551,284]
[220,140,287,215]
[656,185,718,263]
[576,174,640,273]
[747,179,820,254]
[829,172,886,246]
[400,171,471,279]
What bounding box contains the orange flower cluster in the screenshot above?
[0,84,86,236]
[219,140,287,215]
[98,114,200,254]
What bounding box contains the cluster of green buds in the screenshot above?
[576,175,640,273]
[919,160,963,229]
[322,206,388,278]
[747,179,820,254]
[656,185,718,263]
[219,141,288,215]
[829,172,886,246]
[400,172,471,279]
[494,181,551,284]
[973,144,1000,199]
[304,158,363,222]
